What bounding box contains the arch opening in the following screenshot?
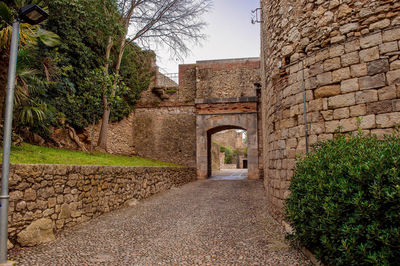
[196,111,259,180]
[207,127,248,180]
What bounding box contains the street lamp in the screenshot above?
[0,4,49,265]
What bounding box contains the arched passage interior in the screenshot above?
[196,112,259,180]
[208,126,248,178]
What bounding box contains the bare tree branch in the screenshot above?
[125,0,212,59]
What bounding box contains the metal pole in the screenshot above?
[0,20,20,264]
[301,60,309,154]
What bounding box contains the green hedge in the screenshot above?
[286,134,400,265]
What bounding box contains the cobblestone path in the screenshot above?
[11,180,310,265]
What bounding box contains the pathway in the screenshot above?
[210,169,249,180]
[10,179,310,265]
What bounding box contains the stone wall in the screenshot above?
[211,142,221,171]
[260,0,400,219]
[180,58,261,99]
[213,129,247,151]
[89,112,137,156]
[132,106,196,167]
[6,164,196,247]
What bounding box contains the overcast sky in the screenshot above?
[155,0,261,74]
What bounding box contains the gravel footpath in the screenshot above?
[10,179,310,265]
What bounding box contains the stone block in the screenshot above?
[331,35,346,44]
[59,203,71,219]
[366,100,393,114]
[360,33,382,49]
[326,120,339,133]
[282,45,294,57]
[397,84,400,97]
[338,4,352,18]
[317,134,332,142]
[359,74,386,90]
[310,123,325,135]
[378,85,397,100]
[321,110,333,121]
[340,118,358,132]
[351,104,367,118]
[340,23,359,35]
[324,57,341,72]
[379,41,398,54]
[330,45,345,58]
[315,49,329,62]
[393,99,400,111]
[390,60,400,71]
[371,129,394,139]
[382,28,400,42]
[24,188,37,201]
[367,59,389,75]
[359,115,376,129]
[341,78,359,93]
[360,47,380,62]
[376,112,400,128]
[315,85,341,98]
[341,51,360,66]
[387,69,400,85]
[8,239,13,250]
[328,93,356,108]
[317,72,333,85]
[308,99,323,112]
[369,19,390,31]
[345,39,360,53]
[356,90,378,104]
[333,107,350,119]
[17,218,55,247]
[350,63,368,78]
[286,138,297,149]
[332,67,351,82]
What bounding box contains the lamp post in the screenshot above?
[0,4,48,264]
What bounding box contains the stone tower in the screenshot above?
[260,0,400,219]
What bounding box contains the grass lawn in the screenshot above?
[1,143,179,167]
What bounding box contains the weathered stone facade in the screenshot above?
[131,106,196,167]
[6,164,195,247]
[192,58,261,99]
[260,0,400,219]
[213,129,247,151]
[196,97,260,179]
[96,58,263,176]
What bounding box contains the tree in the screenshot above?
[0,0,58,121]
[43,0,121,129]
[97,0,212,150]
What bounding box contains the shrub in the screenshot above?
[286,134,400,265]
[218,144,233,164]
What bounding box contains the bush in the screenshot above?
[286,133,400,265]
[218,144,233,164]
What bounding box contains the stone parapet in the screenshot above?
[4,164,196,247]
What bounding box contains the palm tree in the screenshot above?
[0,0,59,126]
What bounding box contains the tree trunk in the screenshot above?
[97,96,111,150]
[97,2,136,151]
[97,36,113,151]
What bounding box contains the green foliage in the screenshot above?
[219,145,233,164]
[111,44,154,121]
[286,133,400,265]
[165,88,178,95]
[3,143,179,167]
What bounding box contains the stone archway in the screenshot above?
[196,97,259,180]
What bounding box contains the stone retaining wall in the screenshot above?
[261,0,400,219]
[5,164,196,246]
